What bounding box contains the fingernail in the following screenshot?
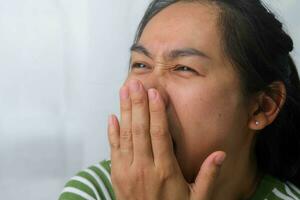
[108,115,114,127]
[148,89,157,101]
[214,153,226,166]
[120,86,129,100]
[129,80,140,92]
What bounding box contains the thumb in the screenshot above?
[190,151,226,200]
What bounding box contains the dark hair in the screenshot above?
[132,0,300,186]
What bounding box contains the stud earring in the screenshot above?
[255,121,259,125]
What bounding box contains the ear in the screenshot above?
[248,81,286,130]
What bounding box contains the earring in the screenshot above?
[255,121,259,125]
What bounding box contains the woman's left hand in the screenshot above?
[107,79,226,200]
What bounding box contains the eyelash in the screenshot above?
[131,63,148,69]
[130,63,197,73]
[174,65,196,72]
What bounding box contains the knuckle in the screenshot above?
[131,97,146,106]
[109,132,119,144]
[121,102,131,111]
[109,141,120,149]
[149,104,162,113]
[150,125,166,139]
[108,132,119,149]
[157,167,173,181]
[132,124,148,136]
[120,129,132,140]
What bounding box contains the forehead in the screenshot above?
[138,2,222,59]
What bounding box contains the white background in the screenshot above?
[0,0,299,199]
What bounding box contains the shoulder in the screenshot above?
[251,174,300,200]
[58,160,115,200]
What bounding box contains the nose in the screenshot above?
[126,75,170,107]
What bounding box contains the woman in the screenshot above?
[59,0,300,199]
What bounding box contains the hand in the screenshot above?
[107,79,226,200]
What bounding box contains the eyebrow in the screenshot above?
[130,43,210,60]
[130,44,153,58]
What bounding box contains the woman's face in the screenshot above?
[124,2,253,182]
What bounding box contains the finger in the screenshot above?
[119,85,133,164]
[191,151,226,199]
[129,80,153,163]
[148,88,175,166]
[108,114,120,161]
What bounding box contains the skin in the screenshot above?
[107,2,286,200]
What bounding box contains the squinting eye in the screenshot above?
[131,63,147,69]
[174,65,196,73]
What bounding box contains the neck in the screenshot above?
[212,145,262,200]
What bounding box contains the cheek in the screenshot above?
[168,81,248,180]
[170,83,242,140]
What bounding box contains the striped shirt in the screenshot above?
[59,160,300,200]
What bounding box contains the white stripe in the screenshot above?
[95,163,112,184]
[288,182,300,195]
[61,187,96,200]
[285,184,300,200]
[84,168,112,200]
[273,188,296,200]
[70,176,101,200]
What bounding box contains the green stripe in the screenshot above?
[59,160,116,200]
[100,160,111,174]
[65,179,97,199]
[100,160,115,200]
[287,183,300,197]
[59,192,87,200]
[268,189,290,200]
[78,171,106,200]
[90,165,115,200]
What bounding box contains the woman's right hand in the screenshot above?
[107,80,226,200]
